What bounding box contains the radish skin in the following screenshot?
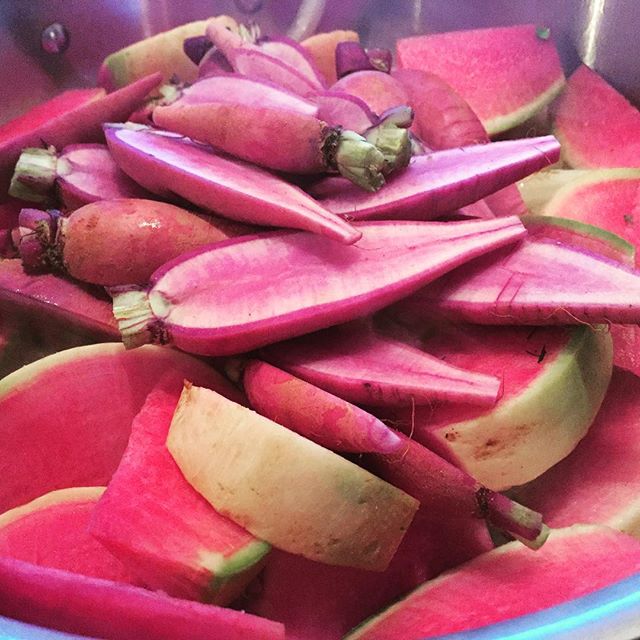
[332,70,410,117]
[111,216,526,356]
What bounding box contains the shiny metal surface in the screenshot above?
[1,1,640,638]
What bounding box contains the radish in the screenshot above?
[314,91,376,133]
[104,124,361,244]
[242,359,403,453]
[301,30,360,85]
[332,70,410,117]
[260,318,502,408]
[9,144,151,210]
[16,199,234,286]
[335,42,392,78]
[110,216,526,356]
[309,136,560,220]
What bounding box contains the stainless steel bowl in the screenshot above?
[1,1,640,638]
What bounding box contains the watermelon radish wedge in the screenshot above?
[552,65,640,168]
[111,216,526,357]
[380,322,612,490]
[396,24,565,136]
[344,525,640,639]
[0,343,240,513]
[513,368,640,538]
[0,487,136,585]
[89,382,269,604]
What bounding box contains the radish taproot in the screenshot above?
[260,318,502,408]
[9,144,151,209]
[308,136,560,220]
[104,124,362,244]
[167,383,419,571]
[110,216,526,356]
[16,199,234,286]
[242,359,403,453]
[89,382,269,604]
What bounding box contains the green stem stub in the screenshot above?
[364,106,414,175]
[110,286,168,349]
[9,147,59,203]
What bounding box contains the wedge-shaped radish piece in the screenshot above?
[514,368,640,538]
[406,222,640,325]
[0,74,161,197]
[242,359,402,453]
[344,525,640,639]
[0,556,285,640]
[257,37,328,89]
[396,24,565,136]
[105,124,361,244]
[314,91,376,133]
[17,200,233,286]
[167,384,419,571]
[261,319,501,407]
[0,487,136,585]
[9,144,151,209]
[0,343,239,513]
[111,216,526,356]
[309,136,560,220]
[553,65,640,168]
[301,30,360,85]
[89,383,269,604]
[380,323,612,490]
[332,70,409,116]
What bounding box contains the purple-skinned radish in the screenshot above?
[309,135,560,220]
[110,216,526,357]
[104,124,361,244]
[242,359,403,454]
[9,144,151,210]
[15,199,236,286]
[335,42,392,78]
[260,318,501,408]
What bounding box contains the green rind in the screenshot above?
[208,540,271,591]
[427,325,613,490]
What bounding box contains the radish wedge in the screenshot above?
[260,319,501,408]
[242,359,403,453]
[104,124,361,244]
[344,525,640,639]
[308,136,560,220]
[167,384,419,571]
[111,216,526,356]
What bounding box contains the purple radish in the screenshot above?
[110,216,526,357]
[0,258,118,340]
[104,124,361,244]
[152,81,410,190]
[314,91,376,133]
[309,136,560,220]
[366,431,548,547]
[260,318,501,408]
[242,359,403,454]
[332,70,410,117]
[402,217,640,325]
[335,42,392,78]
[9,144,150,210]
[16,199,234,286]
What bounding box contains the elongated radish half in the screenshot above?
[111,216,526,357]
[105,124,361,244]
[17,199,232,286]
[381,322,612,490]
[314,91,376,133]
[260,319,501,408]
[89,383,269,604]
[0,343,239,513]
[344,525,640,640]
[0,74,161,198]
[0,259,118,340]
[308,136,560,220]
[9,144,151,210]
[0,487,137,585]
[242,359,403,453]
[167,384,418,571]
[514,368,640,537]
[0,557,285,640]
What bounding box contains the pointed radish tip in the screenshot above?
[372,425,404,454]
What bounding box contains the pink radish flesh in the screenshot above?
[332,70,410,117]
[315,91,376,133]
[104,124,361,244]
[111,216,526,356]
[309,136,560,220]
[243,359,403,453]
[258,37,328,89]
[260,319,501,407]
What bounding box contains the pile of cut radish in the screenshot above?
[2,14,640,640]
